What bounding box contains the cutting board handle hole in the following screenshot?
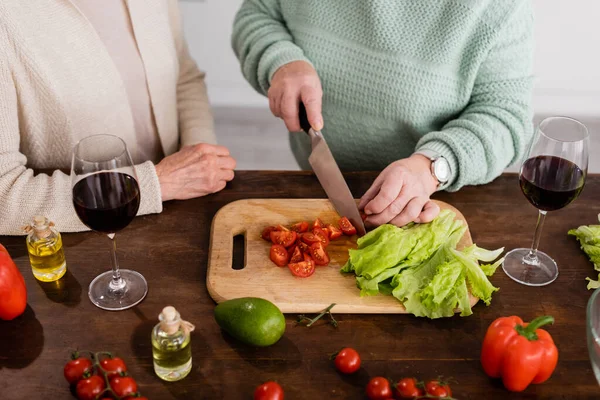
[232,234,246,270]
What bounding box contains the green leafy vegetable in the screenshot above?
[341,210,503,318]
[568,214,600,289]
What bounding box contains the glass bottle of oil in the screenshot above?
[152,306,194,381]
[25,216,67,282]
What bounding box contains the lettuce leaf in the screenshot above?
[568,215,600,290]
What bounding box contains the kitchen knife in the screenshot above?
[298,103,366,236]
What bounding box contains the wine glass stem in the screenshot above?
[107,233,126,291]
[524,210,547,266]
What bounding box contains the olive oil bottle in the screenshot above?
[152,306,194,382]
[25,216,67,282]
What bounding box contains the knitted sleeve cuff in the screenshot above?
[258,41,313,93]
[135,161,163,216]
[415,140,459,192]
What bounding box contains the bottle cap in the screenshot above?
[23,216,55,238]
[159,306,195,335]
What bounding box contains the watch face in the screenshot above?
[433,158,450,183]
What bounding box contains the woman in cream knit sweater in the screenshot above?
[0,0,236,235]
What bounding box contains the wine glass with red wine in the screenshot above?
[503,117,589,286]
[71,135,147,310]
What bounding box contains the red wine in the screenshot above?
[520,155,585,211]
[73,172,140,233]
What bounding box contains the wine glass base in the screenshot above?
[88,269,148,311]
[502,248,558,287]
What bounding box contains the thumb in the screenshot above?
[300,86,323,131]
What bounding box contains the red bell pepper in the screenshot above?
[0,244,27,320]
[481,315,558,392]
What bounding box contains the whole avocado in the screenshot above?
[214,297,285,347]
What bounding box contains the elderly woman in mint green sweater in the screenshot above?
[232,0,534,228]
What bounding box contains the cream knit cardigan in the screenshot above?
[0,0,216,235]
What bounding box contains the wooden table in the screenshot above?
[1,172,598,399]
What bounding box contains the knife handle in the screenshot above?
[298,102,312,134]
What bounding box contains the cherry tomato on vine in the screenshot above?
[394,377,424,398]
[64,357,93,384]
[99,356,127,377]
[333,347,361,374]
[76,375,106,400]
[366,377,393,400]
[110,375,138,398]
[254,381,284,400]
[425,379,452,397]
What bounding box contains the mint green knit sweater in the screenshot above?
[232,0,534,191]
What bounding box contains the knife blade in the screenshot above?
[298,103,366,236]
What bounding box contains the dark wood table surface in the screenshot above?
[1,171,599,399]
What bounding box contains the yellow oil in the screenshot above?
[27,236,66,282]
[152,326,192,382]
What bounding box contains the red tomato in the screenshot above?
[325,224,343,240]
[309,242,330,266]
[312,227,330,247]
[301,232,321,245]
[110,376,138,398]
[425,380,452,397]
[76,375,106,400]
[312,218,323,229]
[124,398,148,400]
[394,377,424,399]
[261,226,278,241]
[289,247,304,263]
[366,377,392,400]
[334,348,361,374]
[270,230,297,248]
[339,217,357,236]
[298,241,310,253]
[270,244,289,267]
[288,257,315,278]
[64,357,93,385]
[291,221,309,233]
[99,356,127,377]
[254,381,284,400]
[0,244,27,321]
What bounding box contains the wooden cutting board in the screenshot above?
[207,199,477,314]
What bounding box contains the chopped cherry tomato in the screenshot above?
[110,375,138,398]
[366,377,393,400]
[339,217,357,236]
[291,221,309,233]
[309,242,330,266]
[334,347,361,374]
[76,375,106,400]
[276,224,289,232]
[270,244,289,267]
[289,246,304,263]
[312,218,323,229]
[425,379,452,398]
[254,381,284,400]
[99,356,127,377]
[312,227,330,246]
[298,241,310,253]
[64,356,93,385]
[301,232,321,246]
[325,224,343,240]
[270,230,297,248]
[288,257,315,278]
[261,226,277,241]
[395,377,424,399]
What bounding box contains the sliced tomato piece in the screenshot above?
[298,241,310,253]
[289,246,304,263]
[303,252,313,262]
[301,232,321,246]
[309,242,330,266]
[339,217,357,236]
[291,221,309,233]
[270,230,297,248]
[312,227,330,247]
[269,244,289,267]
[288,258,315,278]
[261,226,278,241]
[325,224,342,240]
[276,224,290,232]
[312,218,323,230]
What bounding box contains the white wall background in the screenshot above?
[180,0,600,117]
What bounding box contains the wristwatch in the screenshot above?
[413,149,451,186]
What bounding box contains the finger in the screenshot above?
[280,93,301,132]
[195,143,230,156]
[365,191,413,227]
[358,175,385,210]
[215,180,227,193]
[268,88,279,117]
[414,201,440,224]
[273,89,284,118]
[389,196,429,227]
[217,155,237,170]
[219,169,235,182]
[363,177,403,216]
[300,86,323,131]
